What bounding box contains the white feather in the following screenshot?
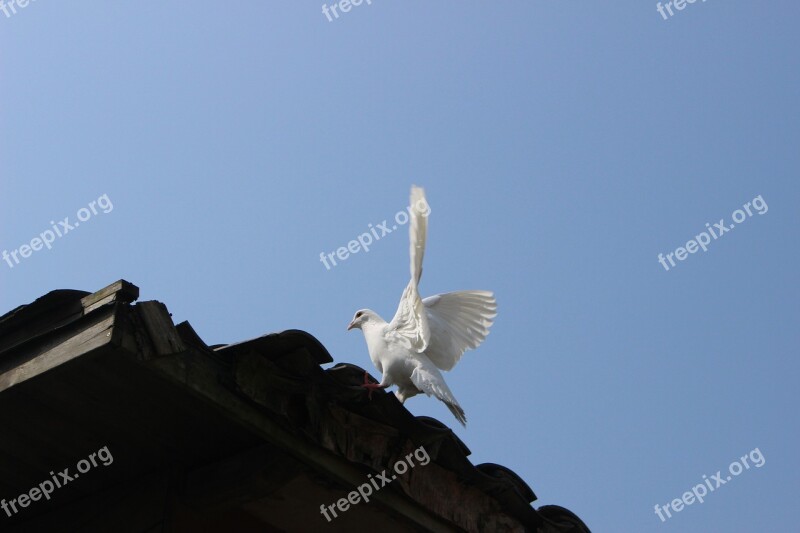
[423,290,497,371]
[387,185,431,352]
[409,360,467,426]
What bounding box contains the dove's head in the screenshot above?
[347,309,379,331]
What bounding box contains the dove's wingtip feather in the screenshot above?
[410,186,425,207]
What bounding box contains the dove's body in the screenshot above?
[359,313,439,402]
[362,317,419,395]
[348,187,496,427]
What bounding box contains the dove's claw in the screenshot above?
[361,372,386,400]
[361,383,386,400]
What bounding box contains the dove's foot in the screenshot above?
[361,371,386,400]
[362,383,386,400]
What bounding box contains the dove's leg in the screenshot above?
[394,387,420,404]
[361,371,387,400]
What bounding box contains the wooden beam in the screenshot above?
[0,308,117,393]
[81,280,139,314]
[137,301,186,357]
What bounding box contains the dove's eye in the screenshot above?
[356,311,363,318]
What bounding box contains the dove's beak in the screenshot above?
[346,320,356,331]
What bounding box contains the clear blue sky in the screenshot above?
[2,2,798,531]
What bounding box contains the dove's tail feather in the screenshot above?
[410,362,467,427]
[445,400,467,427]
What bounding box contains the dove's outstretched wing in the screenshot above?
[410,359,467,427]
[422,291,497,371]
[387,186,431,352]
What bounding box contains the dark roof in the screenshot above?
[0,280,590,532]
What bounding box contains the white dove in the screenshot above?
[347,186,497,427]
